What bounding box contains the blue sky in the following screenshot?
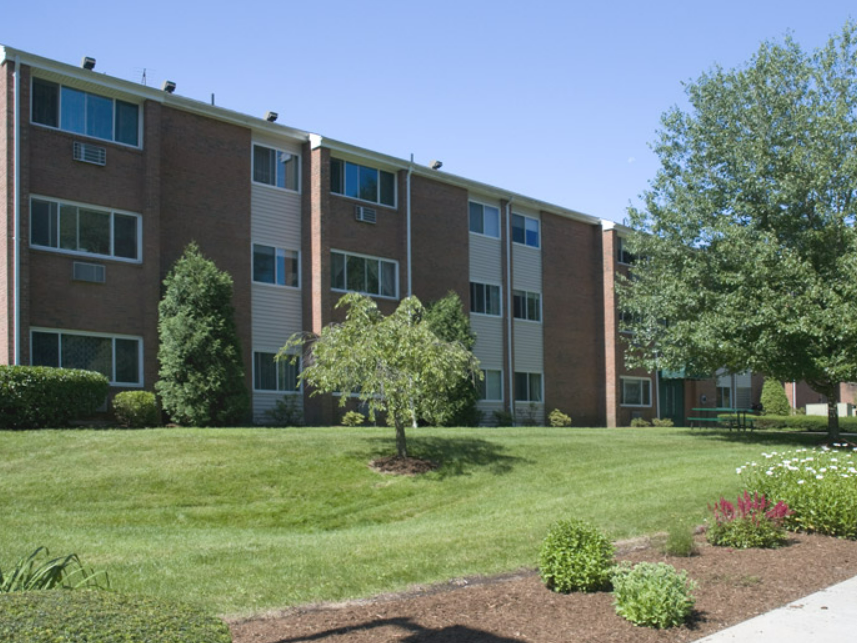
[3,1,854,222]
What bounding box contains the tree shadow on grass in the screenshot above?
[359,436,530,478]
[268,616,525,642]
[678,428,830,448]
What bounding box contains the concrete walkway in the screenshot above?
[693,575,857,642]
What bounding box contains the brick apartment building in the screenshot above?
[1,45,845,426]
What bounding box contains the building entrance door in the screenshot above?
[659,376,685,427]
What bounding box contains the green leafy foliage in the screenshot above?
[661,521,697,557]
[760,379,791,416]
[492,410,514,427]
[548,409,572,427]
[0,590,232,643]
[630,418,651,427]
[341,411,366,427]
[0,548,107,593]
[611,562,697,628]
[424,292,481,427]
[741,446,857,539]
[706,492,791,548]
[281,294,480,457]
[156,243,249,427]
[539,519,615,593]
[651,418,674,427]
[752,415,857,431]
[112,391,158,428]
[0,366,108,429]
[619,22,857,440]
[263,396,304,427]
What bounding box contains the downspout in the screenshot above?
[505,198,514,421]
[792,381,797,411]
[655,373,660,419]
[406,154,413,297]
[13,55,21,365]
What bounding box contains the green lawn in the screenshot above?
[0,427,825,616]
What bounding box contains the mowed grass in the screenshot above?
[0,427,825,616]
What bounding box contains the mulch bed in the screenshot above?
[229,532,857,642]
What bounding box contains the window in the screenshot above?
[479,369,503,401]
[470,282,501,316]
[31,329,142,386]
[30,197,140,261]
[513,290,541,322]
[617,237,636,264]
[469,202,500,238]
[253,145,300,191]
[512,214,540,248]
[330,158,395,206]
[621,377,651,407]
[331,251,397,298]
[32,78,139,146]
[514,372,543,402]
[253,244,299,287]
[253,352,301,392]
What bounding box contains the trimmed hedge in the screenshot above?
[0,366,109,429]
[113,391,159,428]
[750,414,857,432]
[0,590,233,643]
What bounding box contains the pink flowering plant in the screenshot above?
[706,491,791,548]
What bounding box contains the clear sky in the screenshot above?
[3,1,854,222]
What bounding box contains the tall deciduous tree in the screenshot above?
[619,23,857,440]
[156,243,250,427]
[280,293,481,457]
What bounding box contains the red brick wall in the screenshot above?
[542,213,604,426]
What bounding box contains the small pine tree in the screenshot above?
[760,378,791,416]
[156,243,250,427]
[423,291,481,426]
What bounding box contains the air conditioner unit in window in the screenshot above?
[73,141,107,166]
[355,205,377,224]
[73,261,106,283]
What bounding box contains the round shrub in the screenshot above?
[0,590,232,643]
[0,366,109,429]
[113,391,159,428]
[539,519,615,593]
[341,410,366,427]
[548,409,572,427]
[612,562,697,628]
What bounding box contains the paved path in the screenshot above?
[693,575,857,642]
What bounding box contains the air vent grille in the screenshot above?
[355,206,377,224]
[73,262,106,283]
[73,141,107,166]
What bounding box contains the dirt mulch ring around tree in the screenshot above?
[228,532,857,643]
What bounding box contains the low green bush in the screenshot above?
[539,519,615,593]
[0,548,107,593]
[661,521,697,557]
[0,590,232,643]
[612,562,697,628]
[706,492,790,548]
[341,411,365,427]
[750,415,857,432]
[548,409,572,427]
[651,418,674,427]
[741,445,857,539]
[265,396,304,427]
[493,410,514,427]
[630,417,651,427]
[113,391,159,428]
[0,366,109,429]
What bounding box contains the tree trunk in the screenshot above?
[827,389,841,443]
[395,418,408,458]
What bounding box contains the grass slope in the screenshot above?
[0,427,824,616]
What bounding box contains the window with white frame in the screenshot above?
[330,158,395,207]
[253,244,299,287]
[253,352,301,392]
[470,282,501,316]
[31,78,140,147]
[621,376,651,407]
[514,371,543,402]
[30,197,141,262]
[31,329,142,386]
[253,144,300,191]
[468,202,500,238]
[330,251,397,298]
[513,290,541,322]
[479,369,503,401]
[512,214,540,248]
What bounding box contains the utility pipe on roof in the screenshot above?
[506,198,514,421]
[13,55,21,365]
[407,154,413,297]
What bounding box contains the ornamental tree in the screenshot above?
[156,243,250,427]
[280,293,481,457]
[760,378,792,417]
[619,23,857,440]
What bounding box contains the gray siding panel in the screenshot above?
[469,234,503,284]
[514,321,544,372]
[471,315,504,370]
[513,244,542,292]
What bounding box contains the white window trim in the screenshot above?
[469,281,503,317]
[620,376,652,408]
[252,350,302,394]
[617,236,634,266]
[511,212,541,249]
[330,158,397,209]
[468,200,502,240]
[251,144,301,193]
[331,248,399,300]
[30,327,144,387]
[251,243,300,290]
[479,368,504,402]
[514,371,544,404]
[29,195,143,264]
[30,76,143,149]
[513,289,542,324]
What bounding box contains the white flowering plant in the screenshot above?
[739,444,857,539]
